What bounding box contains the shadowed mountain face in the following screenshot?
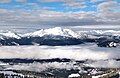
[0,36,83,46]
[0,27,120,47]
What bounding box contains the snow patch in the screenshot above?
[68,73,80,78]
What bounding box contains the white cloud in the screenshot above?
[7,62,77,72]
[15,0,27,3]
[91,0,105,3]
[88,60,120,68]
[0,0,120,26]
[97,1,120,24]
[40,0,86,9]
[0,9,99,25]
[0,44,119,60]
[39,0,63,2]
[98,1,119,12]
[63,1,86,9]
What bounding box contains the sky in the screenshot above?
[0,0,120,26]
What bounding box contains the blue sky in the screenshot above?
[0,0,120,26]
[0,0,99,12]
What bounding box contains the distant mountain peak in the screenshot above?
[23,27,80,38]
[0,31,20,39]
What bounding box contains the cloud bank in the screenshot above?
[0,0,119,26]
[0,44,120,60]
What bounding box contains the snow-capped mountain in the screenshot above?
[0,31,21,39]
[1,27,120,40]
[79,30,120,36]
[0,27,119,46]
[23,27,80,38]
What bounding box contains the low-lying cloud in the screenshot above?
[0,44,119,60]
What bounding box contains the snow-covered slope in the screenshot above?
[0,27,119,40]
[23,27,80,38]
[0,27,119,46]
[79,30,120,36]
[0,31,21,39]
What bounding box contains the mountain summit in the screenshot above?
[23,27,80,38]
